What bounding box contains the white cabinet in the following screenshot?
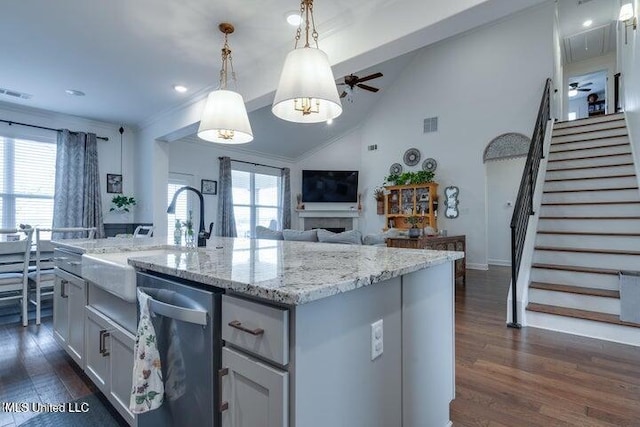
[53,268,86,367]
[85,306,137,426]
[220,347,288,427]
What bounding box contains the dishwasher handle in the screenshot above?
[138,287,208,326]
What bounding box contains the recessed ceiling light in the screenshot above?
[65,89,85,96]
[285,12,302,26]
[582,19,593,27]
[173,85,188,93]
[326,118,333,125]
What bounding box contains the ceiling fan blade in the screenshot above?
[580,82,593,87]
[569,82,579,88]
[340,91,348,98]
[356,72,383,83]
[578,88,591,92]
[337,82,347,86]
[357,83,379,93]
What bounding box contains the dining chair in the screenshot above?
[133,225,154,238]
[28,227,96,325]
[0,227,34,327]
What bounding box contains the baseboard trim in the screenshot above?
[488,259,511,267]
[467,263,489,271]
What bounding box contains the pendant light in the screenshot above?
[272,0,342,123]
[197,23,253,144]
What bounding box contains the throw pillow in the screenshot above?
[282,229,318,242]
[255,226,283,240]
[362,228,401,245]
[317,229,362,245]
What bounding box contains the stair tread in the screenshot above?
[543,186,638,193]
[535,246,640,256]
[532,263,619,275]
[548,153,631,162]
[552,125,627,137]
[529,281,620,298]
[554,114,624,127]
[551,134,629,146]
[549,142,630,155]
[537,230,640,237]
[526,303,639,328]
[539,216,640,220]
[542,201,640,206]
[547,162,635,172]
[545,174,636,182]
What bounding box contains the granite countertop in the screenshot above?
[53,236,464,305]
[127,237,464,305]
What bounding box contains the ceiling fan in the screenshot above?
[337,72,383,98]
[568,81,592,92]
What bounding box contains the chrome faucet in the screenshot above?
[167,186,214,247]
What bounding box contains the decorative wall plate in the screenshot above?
[444,186,459,219]
[422,158,437,172]
[403,148,421,166]
[389,163,403,175]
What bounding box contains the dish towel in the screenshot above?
[130,288,164,414]
[164,319,186,401]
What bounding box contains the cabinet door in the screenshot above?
[84,306,110,394]
[66,275,86,367]
[221,347,288,427]
[108,326,136,425]
[52,275,69,347]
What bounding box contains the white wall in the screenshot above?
[563,52,617,120]
[0,102,135,224]
[294,3,555,267]
[618,0,640,190]
[486,157,526,265]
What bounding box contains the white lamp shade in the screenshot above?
[619,3,634,21]
[197,89,253,144]
[272,47,343,123]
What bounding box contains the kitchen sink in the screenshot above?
[82,249,177,302]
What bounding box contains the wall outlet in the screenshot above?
[371,319,383,360]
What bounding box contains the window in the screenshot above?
[167,177,190,244]
[232,169,281,238]
[0,135,57,236]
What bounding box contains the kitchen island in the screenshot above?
[53,237,463,427]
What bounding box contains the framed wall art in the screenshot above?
[201,179,218,195]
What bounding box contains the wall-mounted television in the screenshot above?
[302,170,359,203]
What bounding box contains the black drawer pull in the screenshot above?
[228,320,264,336]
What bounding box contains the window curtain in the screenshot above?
[216,156,237,237]
[279,167,291,230]
[52,130,105,238]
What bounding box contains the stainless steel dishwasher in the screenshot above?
[136,271,222,427]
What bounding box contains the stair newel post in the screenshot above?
[508,224,521,328]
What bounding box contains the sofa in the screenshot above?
[255,226,406,246]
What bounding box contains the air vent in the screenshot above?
[367,144,378,151]
[423,117,438,133]
[0,88,32,100]
[578,0,593,4]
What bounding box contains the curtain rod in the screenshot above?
[0,119,109,141]
[220,157,285,170]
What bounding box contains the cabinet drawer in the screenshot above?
[222,295,289,366]
[54,248,83,276]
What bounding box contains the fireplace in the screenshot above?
[297,209,360,231]
[313,227,346,233]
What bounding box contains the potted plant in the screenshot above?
[373,187,385,215]
[110,195,136,212]
[406,216,422,238]
[384,170,435,186]
[182,210,195,247]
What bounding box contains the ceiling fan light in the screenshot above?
[272,47,342,123]
[198,89,253,144]
[568,89,578,97]
[619,3,634,21]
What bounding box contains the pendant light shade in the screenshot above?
[197,23,253,144]
[198,90,253,144]
[272,47,342,123]
[272,0,342,124]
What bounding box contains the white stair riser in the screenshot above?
[537,218,640,233]
[530,268,619,290]
[533,250,640,271]
[543,176,637,192]
[546,164,636,180]
[540,203,640,217]
[528,288,620,315]
[554,115,624,129]
[550,136,629,152]
[547,153,633,170]
[526,312,640,347]
[552,129,628,143]
[536,233,640,251]
[548,145,631,161]
[542,189,640,203]
[553,121,627,136]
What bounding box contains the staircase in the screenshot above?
[525,113,640,345]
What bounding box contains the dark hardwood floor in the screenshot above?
[452,266,640,427]
[1,267,639,426]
